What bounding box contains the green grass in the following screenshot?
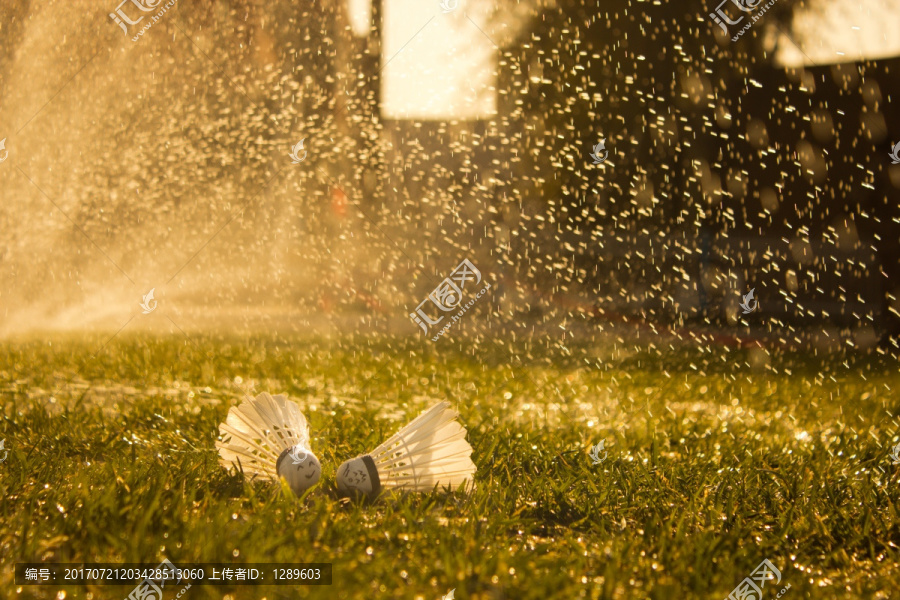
[1,334,899,599]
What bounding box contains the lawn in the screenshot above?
[1,333,898,599]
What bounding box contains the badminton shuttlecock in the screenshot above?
[336,401,476,500]
[216,392,321,497]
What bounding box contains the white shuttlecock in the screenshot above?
[337,401,476,500]
[216,392,321,497]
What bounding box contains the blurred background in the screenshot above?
[1,0,899,355]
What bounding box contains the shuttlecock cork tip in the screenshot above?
[275,445,322,497]
[336,455,381,501]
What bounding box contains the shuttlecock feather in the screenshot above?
[216,392,321,497]
[337,401,476,500]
